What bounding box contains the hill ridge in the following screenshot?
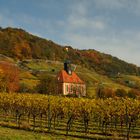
[0,26,140,76]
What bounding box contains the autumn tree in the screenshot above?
[12,41,31,60]
[0,61,19,93]
[128,89,140,99]
[96,86,115,99]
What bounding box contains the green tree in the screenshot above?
[115,88,127,97]
[127,89,139,99]
[36,74,56,94]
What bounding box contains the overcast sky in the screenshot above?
[0,0,140,66]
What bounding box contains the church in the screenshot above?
[56,61,86,97]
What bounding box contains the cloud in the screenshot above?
[63,0,108,34]
[67,16,106,31]
[94,0,126,10]
[55,0,140,66]
[94,0,140,16]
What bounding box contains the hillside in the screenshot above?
[1,27,140,98]
[17,59,133,97]
[0,27,140,76]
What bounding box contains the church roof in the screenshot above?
[57,70,84,84]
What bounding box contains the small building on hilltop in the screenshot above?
[56,61,86,97]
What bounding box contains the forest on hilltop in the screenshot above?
[0,27,140,76]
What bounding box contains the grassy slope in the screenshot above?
[0,55,137,97]
[19,59,131,97]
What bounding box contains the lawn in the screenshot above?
[0,126,83,140]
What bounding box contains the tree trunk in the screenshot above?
[66,115,73,135]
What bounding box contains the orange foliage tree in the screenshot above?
[0,61,19,92]
[12,41,31,59]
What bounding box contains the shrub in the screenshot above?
[115,89,127,97]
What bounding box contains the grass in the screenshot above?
[76,65,131,97]
[122,75,140,86]
[0,125,121,140]
[0,121,139,140]
[25,60,63,74]
[20,79,39,92]
[0,126,84,140]
[19,70,37,80]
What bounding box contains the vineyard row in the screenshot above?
[0,93,140,139]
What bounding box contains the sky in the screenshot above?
[0,0,140,66]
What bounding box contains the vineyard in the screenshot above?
[0,93,140,139]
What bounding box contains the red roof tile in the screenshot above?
[57,70,84,84]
